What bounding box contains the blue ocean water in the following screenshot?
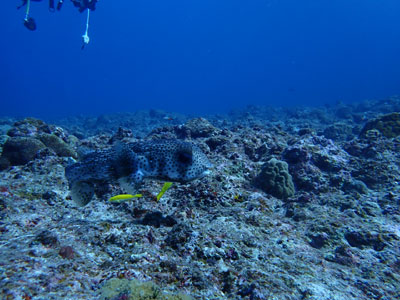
[1,0,400,119]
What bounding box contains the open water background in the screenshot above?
[1,0,400,118]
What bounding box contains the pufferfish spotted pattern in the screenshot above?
[65,139,212,206]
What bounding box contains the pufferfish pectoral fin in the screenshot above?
[69,181,95,207]
[118,170,144,194]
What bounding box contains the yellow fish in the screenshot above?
[108,193,142,203]
[156,182,173,201]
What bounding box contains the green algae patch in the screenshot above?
[38,133,78,158]
[99,278,193,300]
[360,112,400,138]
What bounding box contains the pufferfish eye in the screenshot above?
[177,150,192,164]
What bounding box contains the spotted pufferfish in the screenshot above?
[65,139,213,206]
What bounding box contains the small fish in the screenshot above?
[65,139,212,206]
[156,182,173,201]
[109,194,143,203]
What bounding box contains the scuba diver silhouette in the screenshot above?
[17,0,40,30]
[71,0,97,13]
[17,0,98,49]
[17,0,64,30]
[70,0,98,49]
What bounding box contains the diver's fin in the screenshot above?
[69,181,94,206]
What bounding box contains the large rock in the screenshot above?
[0,137,46,170]
[177,118,219,138]
[360,112,400,138]
[0,118,78,170]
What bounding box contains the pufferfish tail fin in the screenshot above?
[69,181,95,206]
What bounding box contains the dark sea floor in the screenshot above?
[1,97,400,300]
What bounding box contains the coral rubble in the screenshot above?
[0,98,400,299]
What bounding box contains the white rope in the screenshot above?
[25,0,31,21]
[82,8,90,46]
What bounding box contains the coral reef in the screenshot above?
[0,96,400,300]
[359,112,400,138]
[0,118,77,170]
[0,137,46,169]
[99,278,193,300]
[255,158,295,199]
